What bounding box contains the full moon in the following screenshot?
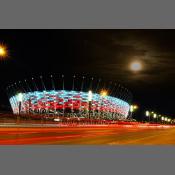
[129,61,142,72]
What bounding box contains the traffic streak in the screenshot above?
[0,124,174,145]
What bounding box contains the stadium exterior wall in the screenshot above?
[9,90,130,120]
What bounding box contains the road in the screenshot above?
[0,124,174,145]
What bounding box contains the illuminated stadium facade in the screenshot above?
[7,75,132,120]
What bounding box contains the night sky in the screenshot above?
[0,30,175,119]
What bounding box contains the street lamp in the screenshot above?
[145,111,149,116]
[145,110,150,122]
[153,113,157,118]
[130,106,134,113]
[161,116,165,124]
[0,44,8,59]
[153,113,157,123]
[130,105,138,119]
[17,93,23,123]
[100,90,108,97]
[168,118,171,123]
[133,105,138,110]
[100,90,108,120]
[88,90,92,120]
[17,93,23,113]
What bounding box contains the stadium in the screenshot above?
[6,75,132,121]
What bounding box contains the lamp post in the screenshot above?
[161,116,165,124]
[17,93,23,124]
[153,113,157,123]
[130,106,134,119]
[100,90,108,120]
[168,118,171,124]
[145,110,150,122]
[158,115,161,123]
[0,44,8,59]
[88,90,92,120]
[130,105,138,120]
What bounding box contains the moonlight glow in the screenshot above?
[130,61,142,72]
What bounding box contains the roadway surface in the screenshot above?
[0,123,174,145]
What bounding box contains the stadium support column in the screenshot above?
[89,101,92,119]
[72,75,76,117]
[17,101,21,124]
[88,91,93,120]
[79,76,85,117]
[17,93,23,124]
[62,75,65,117]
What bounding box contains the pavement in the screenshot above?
[0,123,174,145]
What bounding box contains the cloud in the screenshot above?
[75,30,175,87]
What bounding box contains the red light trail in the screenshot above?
[0,123,173,145]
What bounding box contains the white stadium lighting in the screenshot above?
[17,93,23,102]
[8,76,131,121]
[88,90,93,102]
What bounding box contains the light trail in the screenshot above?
[0,123,173,145]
